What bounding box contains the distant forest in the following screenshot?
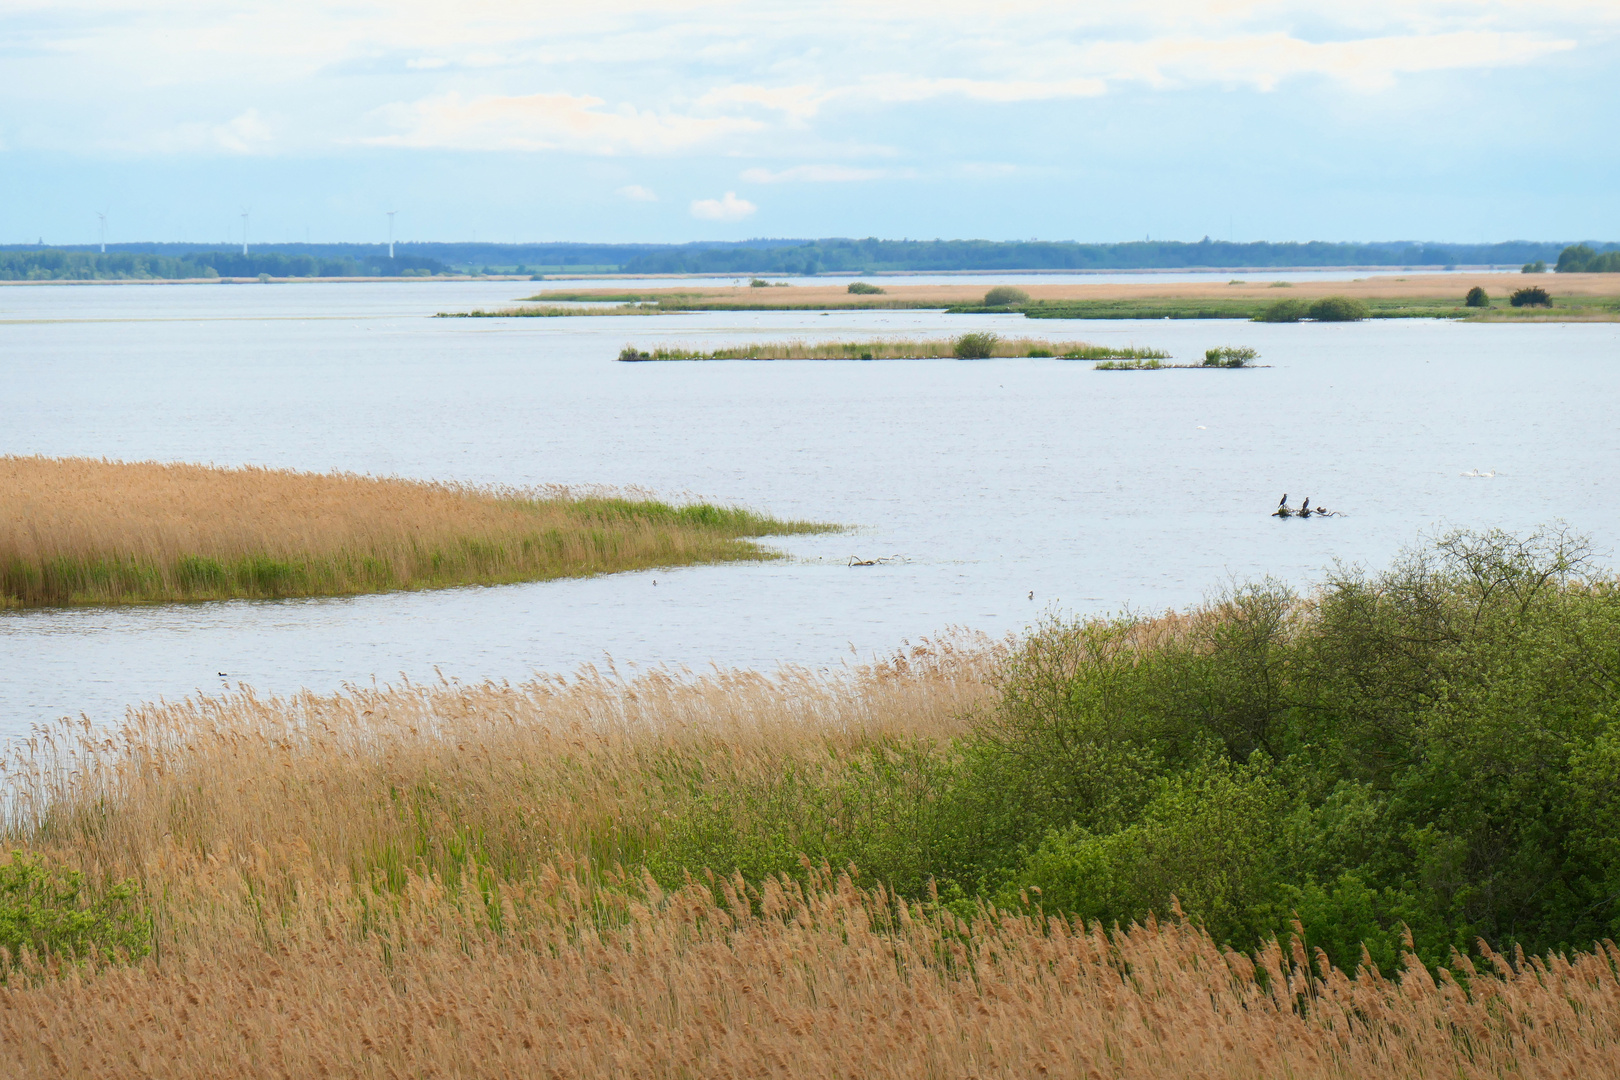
[0,248,445,281]
[2,238,1616,280]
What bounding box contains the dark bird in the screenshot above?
[1278,493,1288,508]
[218,672,228,677]
[1028,591,1034,600]
[1301,497,1310,513]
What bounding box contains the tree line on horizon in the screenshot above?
[0,248,444,281]
[3,239,1617,280]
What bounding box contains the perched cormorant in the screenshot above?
[1301,497,1310,514]
[1278,493,1288,508]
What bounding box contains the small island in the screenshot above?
[0,457,833,607]
[615,334,1167,362]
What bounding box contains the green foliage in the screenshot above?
[749,278,770,287]
[1203,346,1258,367]
[1256,298,1310,322]
[643,528,1620,974]
[846,281,885,294]
[0,854,150,973]
[618,345,652,361]
[1522,261,1547,273]
[1093,358,1164,370]
[1465,286,1490,308]
[999,756,1285,945]
[1511,286,1552,308]
[1306,296,1370,322]
[982,286,1030,307]
[1556,245,1620,273]
[953,332,999,359]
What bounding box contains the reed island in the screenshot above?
[0,456,831,606]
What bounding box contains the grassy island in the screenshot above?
[0,457,831,607]
[4,530,1620,1075]
[473,272,1620,322]
[617,335,1167,361]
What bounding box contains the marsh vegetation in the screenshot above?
[5,531,1620,1075]
[617,335,1170,362]
[0,457,830,607]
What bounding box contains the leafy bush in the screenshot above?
[1256,298,1310,322]
[0,854,150,973]
[1555,244,1620,273]
[653,528,1620,974]
[1465,286,1490,308]
[846,281,885,294]
[1307,296,1369,322]
[1522,260,1546,273]
[1510,286,1552,308]
[953,332,999,359]
[749,278,770,288]
[1203,346,1258,367]
[617,346,652,362]
[982,286,1030,307]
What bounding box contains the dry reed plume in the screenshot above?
[0,456,829,606]
[5,634,1620,1076]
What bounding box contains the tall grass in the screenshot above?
[4,635,1620,1076]
[626,337,1168,361]
[0,457,831,606]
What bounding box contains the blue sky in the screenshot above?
[2,0,1616,246]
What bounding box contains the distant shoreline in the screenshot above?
[0,265,1531,286]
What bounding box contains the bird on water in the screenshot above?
[1278,493,1288,509]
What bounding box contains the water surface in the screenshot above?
[3,279,1615,734]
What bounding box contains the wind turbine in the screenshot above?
[240,208,250,256]
[387,210,397,259]
[96,210,107,253]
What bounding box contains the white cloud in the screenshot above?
[740,164,903,183]
[361,92,764,154]
[1074,30,1578,92]
[142,109,277,155]
[617,184,659,201]
[689,191,756,221]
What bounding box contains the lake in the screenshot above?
[3,279,1616,735]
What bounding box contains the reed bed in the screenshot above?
[5,639,1620,1077]
[440,303,664,317]
[620,337,1167,361]
[0,456,830,606]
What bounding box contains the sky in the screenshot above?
[2,0,1616,246]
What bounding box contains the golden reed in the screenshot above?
[0,456,826,606]
[3,637,1618,1076]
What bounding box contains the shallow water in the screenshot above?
[2,279,1617,735]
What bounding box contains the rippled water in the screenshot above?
[3,279,1616,735]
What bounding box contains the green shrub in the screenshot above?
[1026,348,1053,357]
[1256,298,1310,322]
[0,854,150,973]
[846,281,885,295]
[1203,346,1258,367]
[618,345,652,362]
[983,286,1030,307]
[749,278,770,288]
[953,332,999,359]
[1307,296,1369,322]
[998,756,1284,946]
[1464,286,1490,308]
[1522,260,1547,273]
[1510,286,1552,308]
